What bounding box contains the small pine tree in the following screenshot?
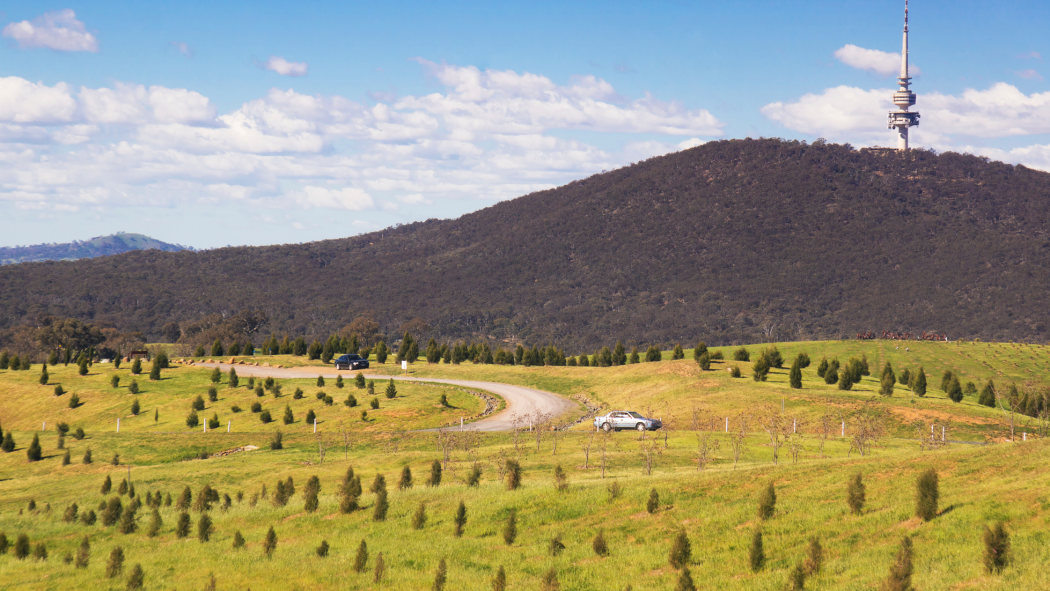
[263,526,277,557]
[592,529,608,556]
[370,473,387,494]
[847,472,866,515]
[372,490,388,521]
[453,501,467,537]
[283,405,294,425]
[752,355,770,382]
[62,449,71,465]
[412,502,427,529]
[669,529,691,568]
[428,460,443,487]
[804,536,823,575]
[14,533,30,559]
[175,512,191,538]
[492,565,507,591]
[335,375,344,389]
[647,488,659,514]
[197,513,213,542]
[399,465,413,490]
[316,540,330,558]
[229,368,238,388]
[788,562,806,591]
[128,380,138,394]
[177,486,192,510]
[838,369,854,391]
[106,547,125,578]
[373,552,386,584]
[915,468,939,521]
[749,529,765,572]
[789,360,802,389]
[126,563,144,590]
[40,365,49,385]
[232,531,245,548]
[74,536,90,569]
[353,540,369,573]
[385,379,397,399]
[304,475,320,512]
[502,509,517,545]
[149,359,161,381]
[982,522,1010,574]
[131,358,142,375]
[147,509,161,537]
[27,433,42,462]
[758,481,776,520]
[130,398,140,415]
[1,431,14,452]
[82,448,92,464]
[672,343,684,360]
[912,367,927,397]
[553,465,568,491]
[675,567,697,591]
[882,537,914,591]
[734,347,751,362]
[432,558,448,591]
[111,375,121,388]
[947,375,964,402]
[540,567,560,591]
[978,379,996,407]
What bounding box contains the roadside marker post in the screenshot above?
[460,417,463,429]
[725,417,728,432]
[42,421,46,431]
[117,419,120,433]
[841,422,845,437]
[228,421,231,433]
[313,418,317,433]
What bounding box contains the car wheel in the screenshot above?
[601,422,612,432]
[636,422,646,432]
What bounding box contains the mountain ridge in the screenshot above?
[1,139,1048,350]
[0,232,190,265]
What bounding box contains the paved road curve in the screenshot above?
[198,363,578,431]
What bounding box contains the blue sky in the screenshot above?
[1,1,1048,248]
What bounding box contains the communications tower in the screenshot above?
[888,0,919,150]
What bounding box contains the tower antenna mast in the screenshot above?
[888,0,919,150]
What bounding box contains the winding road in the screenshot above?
[197,363,578,431]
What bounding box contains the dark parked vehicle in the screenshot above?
[334,353,369,370]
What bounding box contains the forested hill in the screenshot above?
[0,233,188,265]
[1,138,1049,350]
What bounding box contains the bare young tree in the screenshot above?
[690,405,703,432]
[695,429,720,471]
[316,434,330,464]
[818,411,836,458]
[549,424,564,455]
[597,430,612,478]
[787,432,804,464]
[341,426,352,461]
[435,428,457,469]
[581,430,595,469]
[729,412,750,469]
[661,417,673,449]
[847,408,885,457]
[509,414,525,457]
[495,448,511,481]
[532,411,552,452]
[759,405,787,465]
[639,431,661,476]
[993,383,1029,442]
[462,429,483,470]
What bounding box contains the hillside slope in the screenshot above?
[0,233,188,265]
[0,139,1048,348]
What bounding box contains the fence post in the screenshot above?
[228,421,231,433]
[841,421,844,437]
[313,418,317,433]
[941,426,945,442]
[42,421,46,431]
[725,417,728,432]
[117,418,120,433]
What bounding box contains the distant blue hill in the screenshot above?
[0,232,191,265]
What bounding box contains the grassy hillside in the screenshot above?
[2,139,1050,348]
[1,340,1047,589]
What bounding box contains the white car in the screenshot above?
[594,411,662,432]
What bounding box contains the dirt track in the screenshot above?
[198,363,578,431]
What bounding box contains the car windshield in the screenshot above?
[628,412,644,419]
[346,354,362,360]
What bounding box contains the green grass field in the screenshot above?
[1,340,1048,589]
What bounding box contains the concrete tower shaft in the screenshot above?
[888,0,919,150]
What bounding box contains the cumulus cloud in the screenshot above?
[834,44,920,77]
[1,9,98,52]
[261,56,309,77]
[0,61,721,211]
[1015,69,1043,81]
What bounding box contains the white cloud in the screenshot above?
[261,56,309,77]
[1,9,98,52]
[0,77,78,123]
[170,41,192,57]
[1017,51,1042,61]
[834,44,920,77]
[0,61,720,211]
[1016,69,1043,81]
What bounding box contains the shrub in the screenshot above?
[228,368,238,388]
[373,552,386,584]
[283,405,294,425]
[128,379,140,395]
[207,386,218,402]
[80,509,97,525]
[696,352,711,371]
[186,411,199,428]
[54,384,64,396]
[74,426,85,439]
[758,481,776,520]
[752,355,770,382]
[0,432,10,454]
[669,529,691,568]
[355,373,366,388]
[369,397,379,409]
[63,502,79,522]
[345,394,358,407]
[804,536,823,575]
[353,540,369,572]
[175,512,191,538]
[147,509,161,537]
[399,466,413,490]
[127,563,144,590]
[982,522,1010,574]
[131,358,142,375]
[367,380,375,395]
[130,398,140,415]
[646,488,659,514]
[453,501,467,537]
[361,410,368,421]
[304,476,320,512]
[323,395,333,406]
[883,537,914,591]
[192,395,205,411]
[427,460,442,487]
[749,529,765,572]
[672,343,684,360]
[69,393,81,408]
[439,393,448,406]
[14,533,30,559]
[232,531,245,548]
[817,357,829,377]
[549,534,566,556]
[177,486,192,510]
[263,526,277,557]
[847,472,866,514]
[787,562,806,591]
[111,375,121,388]
[270,431,283,450]
[31,542,47,560]
[208,413,219,429]
[335,375,344,389]
[947,376,964,403]
[316,376,325,387]
[82,448,92,464]
[255,385,264,397]
[251,402,262,413]
[979,379,996,407]
[592,529,608,556]
[198,514,213,542]
[502,509,517,545]
[106,547,124,578]
[316,540,329,558]
[118,504,137,534]
[789,361,802,389]
[305,409,316,424]
[837,369,853,391]
[433,558,447,591]
[553,465,567,491]
[915,468,939,521]
[62,450,70,465]
[734,347,750,361]
[293,387,304,399]
[467,465,482,487]
[412,502,427,529]
[730,366,742,378]
[675,567,697,591]
[505,459,522,490]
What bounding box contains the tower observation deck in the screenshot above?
[888,0,919,150]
